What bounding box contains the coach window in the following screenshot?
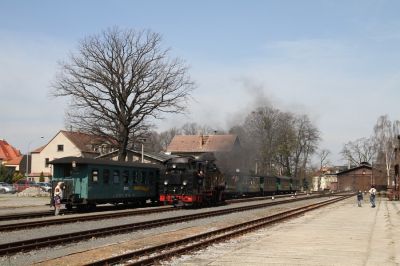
[103,169,110,184]
[148,171,154,185]
[137,171,143,184]
[113,170,120,184]
[142,171,148,185]
[122,170,129,185]
[91,169,99,183]
[132,170,137,184]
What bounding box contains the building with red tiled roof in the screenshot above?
[166,135,241,155]
[30,130,117,182]
[166,134,244,173]
[0,139,23,172]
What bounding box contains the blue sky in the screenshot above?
[1,0,400,165]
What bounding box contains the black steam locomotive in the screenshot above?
[159,153,299,207]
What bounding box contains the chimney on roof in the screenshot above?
[201,135,209,146]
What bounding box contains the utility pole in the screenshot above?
[26,136,44,180]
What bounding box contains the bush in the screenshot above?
[39,172,45,182]
[0,164,14,183]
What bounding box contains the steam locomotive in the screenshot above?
[159,153,300,207]
[159,153,225,207]
[50,155,299,210]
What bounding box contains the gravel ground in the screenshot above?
[0,194,51,215]
[0,196,332,266]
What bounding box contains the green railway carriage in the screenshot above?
[225,174,299,198]
[264,175,300,194]
[50,157,161,210]
[224,174,262,197]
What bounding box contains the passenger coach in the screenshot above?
[50,157,161,210]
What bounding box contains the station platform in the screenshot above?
[177,196,400,265]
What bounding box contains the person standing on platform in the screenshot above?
[368,185,377,208]
[357,190,363,207]
[54,182,64,215]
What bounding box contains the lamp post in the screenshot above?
[136,138,146,163]
[141,142,144,163]
[26,136,44,180]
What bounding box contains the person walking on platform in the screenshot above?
[368,185,377,208]
[356,190,363,207]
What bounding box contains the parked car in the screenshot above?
[0,182,17,194]
[37,182,52,193]
[13,179,37,192]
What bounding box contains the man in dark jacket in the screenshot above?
[357,190,363,207]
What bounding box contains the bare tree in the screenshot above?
[315,148,331,191]
[317,149,331,171]
[244,107,283,175]
[373,115,400,186]
[159,127,181,151]
[341,137,375,166]
[181,122,215,135]
[291,115,320,190]
[243,107,319,179]
[145,131,163,153]
[51,28,195,161]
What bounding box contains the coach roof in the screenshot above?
[49,157,160,168]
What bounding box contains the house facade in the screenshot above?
[30,130,117,182]
[311,166,348,192]
[29,130,172,182]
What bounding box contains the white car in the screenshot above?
[37,182,52,193]
[0,182,17,194]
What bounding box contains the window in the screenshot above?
[132,170,138,184]
[91,169,99,183]
[136,171,143,184]
[142,171,148,185]
[113,170,120,184]
[148,171,154,185]
[45,158,49,168]
[103,169,110,184]
[122,170,129,184]
[57,145,64,152]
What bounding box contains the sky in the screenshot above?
[1,0,400,165]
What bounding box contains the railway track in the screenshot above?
[0,194,346,256]
[0,192,320,223]
[0,192,317,222]
[85,195,351,266]
[0,205,175,232]
[0,203,168,221]
[0,193,325,232]
[0,192,324,222]
[0,210,56,221]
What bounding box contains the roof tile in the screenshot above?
[166,135,239,153]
